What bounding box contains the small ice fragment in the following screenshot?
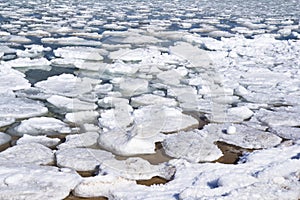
[227,125,236,134]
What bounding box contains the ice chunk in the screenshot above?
[131,94,178,108]
[255,108,300,127]
[73,174,135,198]
[169,42,212,68]
[163,130,223,162]
[203,124,282,149]
[0,64,31,91]
[0,96,48,119]
[0,117,15,128]
[65,111,99,125]
[117,78,149,97]
[5,57,51,70]
[16,134,60,148]
[54,46,104,61]
[0,132,11,147]
[133,105,199,134]
[0,163,81,199]
[98,157,175,180]
[41,37,102,46]
[269,126,300,141]
[0,143,54,165]
[207,106,254,123]
[57,132,99,149]
[8,117,72,136]
[35,74,93,97]
[47,95,98,112]
[56,147,114,171]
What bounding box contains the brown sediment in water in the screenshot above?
[64,194,108,200]
[136,176,168,186]
[214,141,253,164]
[0,142,10,152]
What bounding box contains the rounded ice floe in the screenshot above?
[163,130,223,162]
[16,134,60,148]
[65,111,99,125]
[5,57,51,70]
[207,106,254,123]
[130,94,178,108]
[0,143,54,165]
[133,105,199,134]
[0,163,81,200]
[34,74,93,97]
[8,117,72,136]
[0,132,11,147]
[254,108,300,127]
[53,46,104,61]
[0,117,15,128]
[203,124,282,149]
[56,147,114,171]
[0,64,31,91]
[269,126,300,141]
[98,157,175,180]
[47,95,98,112]
[98,97,129,109]
[73,174,135,198]
[97,128,163,156]
[57,132,99,149]
[0,96,48,119]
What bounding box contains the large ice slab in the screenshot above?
[54,46,104,61]
[57,132,99,149]
[0,164,81,200]
[133,105,199,134]
[73,174,135,198]
[0,64,31,91]
[269,126,300,141]
[98,157,175,180]
[8,117,72,136]
[203,124,282,149]
[56,147,114,171]
[254,108,300,127]
[47,95,98,112]
[131,94,178,108]
[0,143,54,165]
[34,74,93,97]
[0,96,48,119]
[163,130,223,162]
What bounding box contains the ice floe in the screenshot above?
[163,130,223,162]
[0,143,54,165]
[56,147,114,171]
[47,95,98,112]
[8,117,72,136]
[0,96,48,119]
[16,134,61,148]
[0,164,81,200]
[98,157,175,180]
[57,132,99,149]
[34,74,93,97]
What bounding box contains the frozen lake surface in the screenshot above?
[0,0,300,199]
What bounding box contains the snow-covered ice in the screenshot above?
[8,117,72,136]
